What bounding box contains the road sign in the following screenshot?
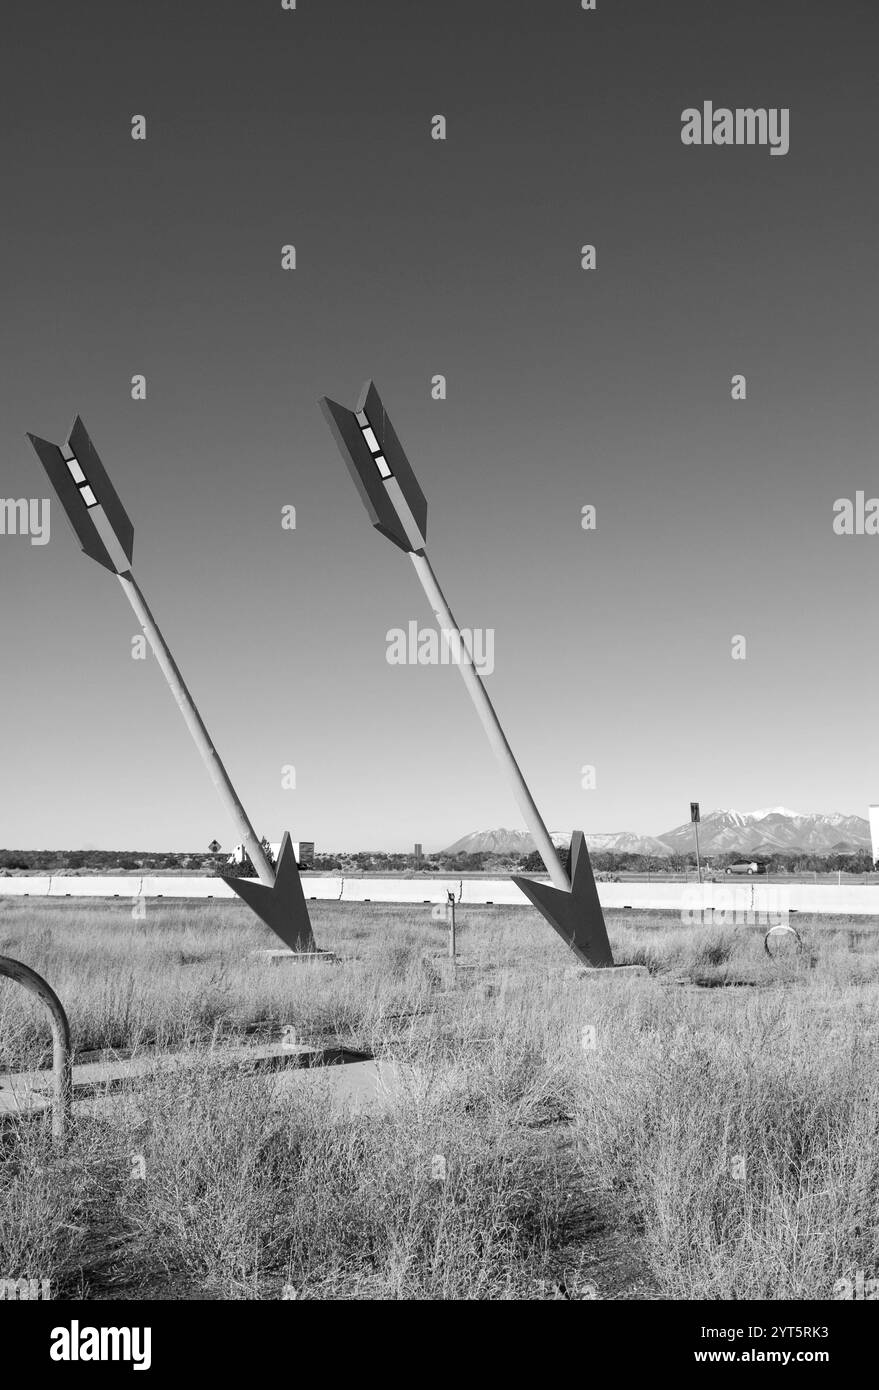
[690,802,703,883]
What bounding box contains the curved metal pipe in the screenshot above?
[0,956,72,1146]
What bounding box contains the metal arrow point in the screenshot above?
[319,381,614,968]
[28,417,316,954]
[512,831,613,968]
[223,830,315,952]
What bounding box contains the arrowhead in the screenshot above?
[222,832,317,952]
[512,831,614,967]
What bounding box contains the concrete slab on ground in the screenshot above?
[0,1042,415,1123]
[270,1059,415,1114]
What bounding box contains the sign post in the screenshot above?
[869,805,879,871]
[28,417,316,952]
[690,801,703,884]
[320,381,614,968]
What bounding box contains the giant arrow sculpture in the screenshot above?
[28,417,316,953]
[319,382,614,968]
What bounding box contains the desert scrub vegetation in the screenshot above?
[114,1058,570,1299]
[0,1049,575,1299]
[0,1113,131,1295]
[1,899,878,1298]
[0,900,443,1062]
[572,980,879,1299]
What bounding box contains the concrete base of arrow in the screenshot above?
[251,950,340,965]
[567,964,651,981]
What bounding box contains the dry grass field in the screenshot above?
[1,897,878,1301]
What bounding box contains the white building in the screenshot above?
[229,841,314,869]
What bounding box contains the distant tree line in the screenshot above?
[3,845,875,876]
[518,848,877,875]
[0,848,227,873]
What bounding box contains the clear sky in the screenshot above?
[2,0,878,853]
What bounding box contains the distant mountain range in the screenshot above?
[443,808,872,858]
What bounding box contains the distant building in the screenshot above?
[414,842,423,866]
[229,840,314,870]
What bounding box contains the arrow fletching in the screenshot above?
[27,416,134,573]
[320,381,427,553]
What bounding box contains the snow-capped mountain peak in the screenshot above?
[658,808,870,856]
[442,808,871,858]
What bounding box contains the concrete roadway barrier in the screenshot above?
[0,876,877,916]
[340,878,463,904]
[0,876,53,896]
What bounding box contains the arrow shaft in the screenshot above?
[409,550,570,892]
[118,573,275,887]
